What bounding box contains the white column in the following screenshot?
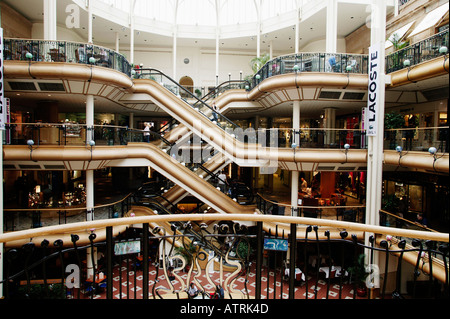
[324,107,336,145]
[291,100,301,216]
[129,1,136,65]
[86,95,94,142]
[215,29,219,85]
[87,2,93,43]
[269,40,273,59]
[43,0,57,41]
[256,0,261,58]
[86,94,95,223]
[366,0,386,231]
[292,101,300,145]
[295,18,300,54]
[326,0,337,53]
[129,112,134,129]
[115,32,120,52]
[85,93,96,277]
[173,26,177,80]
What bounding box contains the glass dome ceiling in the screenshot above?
[99,0,298,26]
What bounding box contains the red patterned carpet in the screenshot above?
[76,258,370,300]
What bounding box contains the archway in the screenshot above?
[179,76,194,97]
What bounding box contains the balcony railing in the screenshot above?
[384,126,448,153]
[3,123,448,155]
[3,38,132,76]
[0,212,448,300]
[249,52,369,90]
[385,29,449,73]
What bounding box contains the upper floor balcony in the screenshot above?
[3,28,448,87]
[3,38,132,77]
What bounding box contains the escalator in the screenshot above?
[129,69,368,168]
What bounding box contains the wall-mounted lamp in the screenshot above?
[428,146,438,171]
[395,145,404,168]
[293,64,299,72]
[343,143,350,162]
[439,46,448,54]
[26,52,35,78]
[88,140,95,161]
[27,139,35,161]
[440,46,449,72]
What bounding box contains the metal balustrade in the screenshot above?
[0,213,448,300]
[3,38,132,76]
[385,29,449,73]
[248,52,369,90]
[4,123,447,155]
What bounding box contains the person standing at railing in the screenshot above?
[143,122,151,142]
[404,114,417,150]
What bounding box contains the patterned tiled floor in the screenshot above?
[78,259,364,300]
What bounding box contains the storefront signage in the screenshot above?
[114,240,141,255]
[367,43,381,136]
[263,238,288,251]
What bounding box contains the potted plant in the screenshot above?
[387,33,410,72]
[250,53,270,74]
[175,241,198,271]
[384,112,405,149]
[348,253,370,297]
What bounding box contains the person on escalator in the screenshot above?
[218,170,228,193]
[212,104,219,122]
[143,122,151,142]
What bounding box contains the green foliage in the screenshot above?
[250,53,270,74]
[347,254,369,286]
[175,241,198,265]
[382,194,401,212]
[384,112,405,129]
[388,33,409,51]
[16,283,65,299]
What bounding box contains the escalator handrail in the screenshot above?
[193,79,251,107]
[136,68,239,130]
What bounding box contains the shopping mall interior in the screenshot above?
[0,0,448,303]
